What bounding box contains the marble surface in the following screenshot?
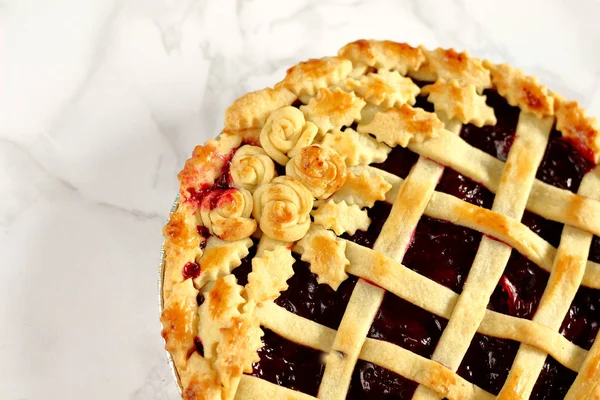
[2,0,600,398]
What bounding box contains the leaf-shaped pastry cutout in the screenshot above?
[225,87,297,130]
[193,237,253,289]
[198,275,245,360]
[179,353,222,400]
[360,103,384,125]
[357,105,444,148]
[245,245,295,304]
[338,40,426,75]
[300,88,366,134]
[344,70,420,108]
[162,210,203,294]
[275,56,352,97]
[421,79,496,127]
[484,61,554,118]
[160,279,199,368]
[321,128,391,166]
[554,93,600,163]
[215,311,263,390]
[297,226,349,290]
[331,170,391,208]
[411,48,492,91]
[311,200,371,236]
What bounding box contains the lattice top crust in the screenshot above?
[161,40,600,400]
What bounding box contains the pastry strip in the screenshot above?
[498,166,600,399]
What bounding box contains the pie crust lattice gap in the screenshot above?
[160,40,600,400]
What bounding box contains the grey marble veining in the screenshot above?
[1,0,600,399]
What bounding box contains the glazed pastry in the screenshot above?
[160,40,600,400]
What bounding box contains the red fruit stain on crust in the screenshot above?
[182,262,201,280]
[194,336,204,357]
[184,146,239,206]
[200,188,238,211]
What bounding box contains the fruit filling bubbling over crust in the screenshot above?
[160,40,600,400]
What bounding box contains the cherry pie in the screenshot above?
[160,40,600,400]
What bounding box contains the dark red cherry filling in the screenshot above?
[231,238,259,286]
[458,333,519,395]
[560,285,600,350]
[371,146,419,180]
[460,90,519,162]
[435,169,494,209]
[275,258,358,330]
[182,262,201,280]
[521,210,564,248]
[537,128,594,193]
[251,328,324,396]
[341,201,392,249]
[531,356,577,400]
[369,292,447,359]
[348,360,418,399]
[403,216,483,293]
[245,90,599,398]
[487,251,549,320]
[590,235,600,263]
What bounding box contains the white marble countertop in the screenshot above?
[2,0,600,399]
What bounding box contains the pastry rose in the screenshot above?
[252,176,313,242]
[260,106,317,165]
[200,188,257,241]
[230,145,276,192]
[286,145,347,199]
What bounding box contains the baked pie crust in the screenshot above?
[161,40,600,400]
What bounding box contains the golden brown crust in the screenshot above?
[285,145,347,199]
[161,279,199,368]
[410,47,492,90]
[193,237,252,289]
[178,134,243,200]
[320,127,391,166]
[161,39,600,400]
[421,79,496,126]
[338,39,426,75]
[275,56,352,97]
[224,87,297,131]
[297,226,349,290]
[215,311,263,388]
[311,200,371,236]
[332,169,392,208]
[554,93,600,163]
[343,70,420,108]
[245,245,295,304]
[357,104,445,148]
[300,87,365,134]
[484,60,554,118]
